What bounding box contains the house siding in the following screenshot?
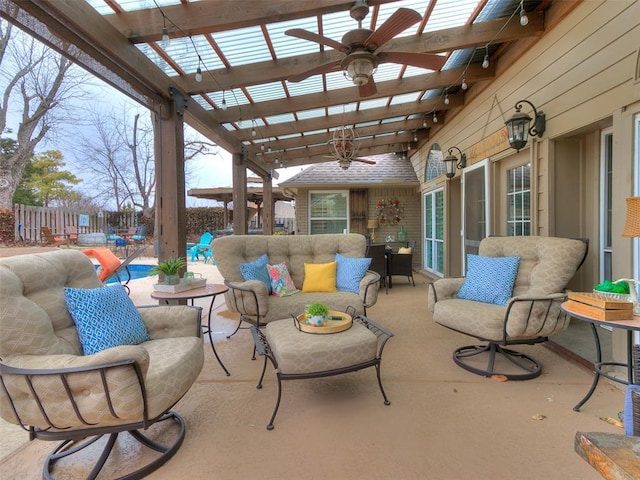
[417,0,640,366]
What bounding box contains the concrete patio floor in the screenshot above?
[0,246,625,479]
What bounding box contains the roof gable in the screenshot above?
[280,153,419,187]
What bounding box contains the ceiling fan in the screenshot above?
[285,1,446,97]
[328,126,377,170]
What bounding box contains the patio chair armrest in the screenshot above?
[504,294,569,338]
[223,279,269,318]
[138,305,202,338]
[360,270,381,309]
[354,315,394,358]
[1,350,150,430]
[427,277,466,311]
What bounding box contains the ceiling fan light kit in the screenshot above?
[285,5,443,97]
[342,51,378,86]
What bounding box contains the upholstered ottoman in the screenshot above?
[251,316,393,429]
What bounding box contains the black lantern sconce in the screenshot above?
[443,147,467,178]
[505,100,546,152]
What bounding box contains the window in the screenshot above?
[309,191,348,234]
[425,143,445,181]
[506,163,531,236]
[423,189,444,274]
[599,129,614,281]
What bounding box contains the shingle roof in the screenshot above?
[279,153,419,187]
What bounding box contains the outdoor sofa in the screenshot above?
[212,233,380,328]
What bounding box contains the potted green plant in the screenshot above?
[149,256,187,285]
[593,279,631,299]
[306,302,329,327]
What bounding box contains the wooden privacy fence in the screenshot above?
[14,205,135,244]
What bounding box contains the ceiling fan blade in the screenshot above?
[363,8,422,50]
[287,60,341,83]
[358,76,377,97]
[378,51,446,71]
[285,28,348,52]
[353,158,377,165]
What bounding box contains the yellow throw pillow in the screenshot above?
[302,261,337,292]
[398,247,412,254]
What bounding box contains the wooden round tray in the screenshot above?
[295,310,352,334]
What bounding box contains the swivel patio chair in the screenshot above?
[0,249,204,479]
[428,236,588,380]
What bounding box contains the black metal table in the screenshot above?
[152,283,231,376]
[561,301,639,411]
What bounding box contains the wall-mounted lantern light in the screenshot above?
[505,100,546,152]
[443,147,467,178]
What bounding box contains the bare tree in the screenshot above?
[0,16,88,209]
[74,103,216,216]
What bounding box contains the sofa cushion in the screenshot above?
[267,262,299,297]
[457,254,520,306]
[302,261,337,293]
[335,253,372,294]
[240,253,271,293]
[64,284,150,355]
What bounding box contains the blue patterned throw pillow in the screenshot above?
[64,284,150,355]
[240,253,271,293]
[335,253,372,294]
[456,254,520,306]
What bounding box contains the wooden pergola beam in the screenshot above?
[175,15,542,93]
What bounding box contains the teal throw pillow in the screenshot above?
[240,253,271,293]
[335,253,372,294]
[456,254,520,306]
[64,284,150,355]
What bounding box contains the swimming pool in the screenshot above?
[95,264,154,283]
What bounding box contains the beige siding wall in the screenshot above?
[416,0,639,364]
[292,186,421,268]
[418,0,639,279]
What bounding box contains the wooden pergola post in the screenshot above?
[232,152,247,234]
[263,175,274,235]
[153,94,187,262]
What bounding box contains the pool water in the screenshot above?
[94,264,154,283]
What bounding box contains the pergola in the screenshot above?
[188,185,291,229]
[0,0,577,260]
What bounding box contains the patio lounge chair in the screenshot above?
[40,226,65,246]
[83,246,148,294]
[428,236,588,380]
[0,249,204,479]
[64,225,79,245]
[187,232,214,263]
